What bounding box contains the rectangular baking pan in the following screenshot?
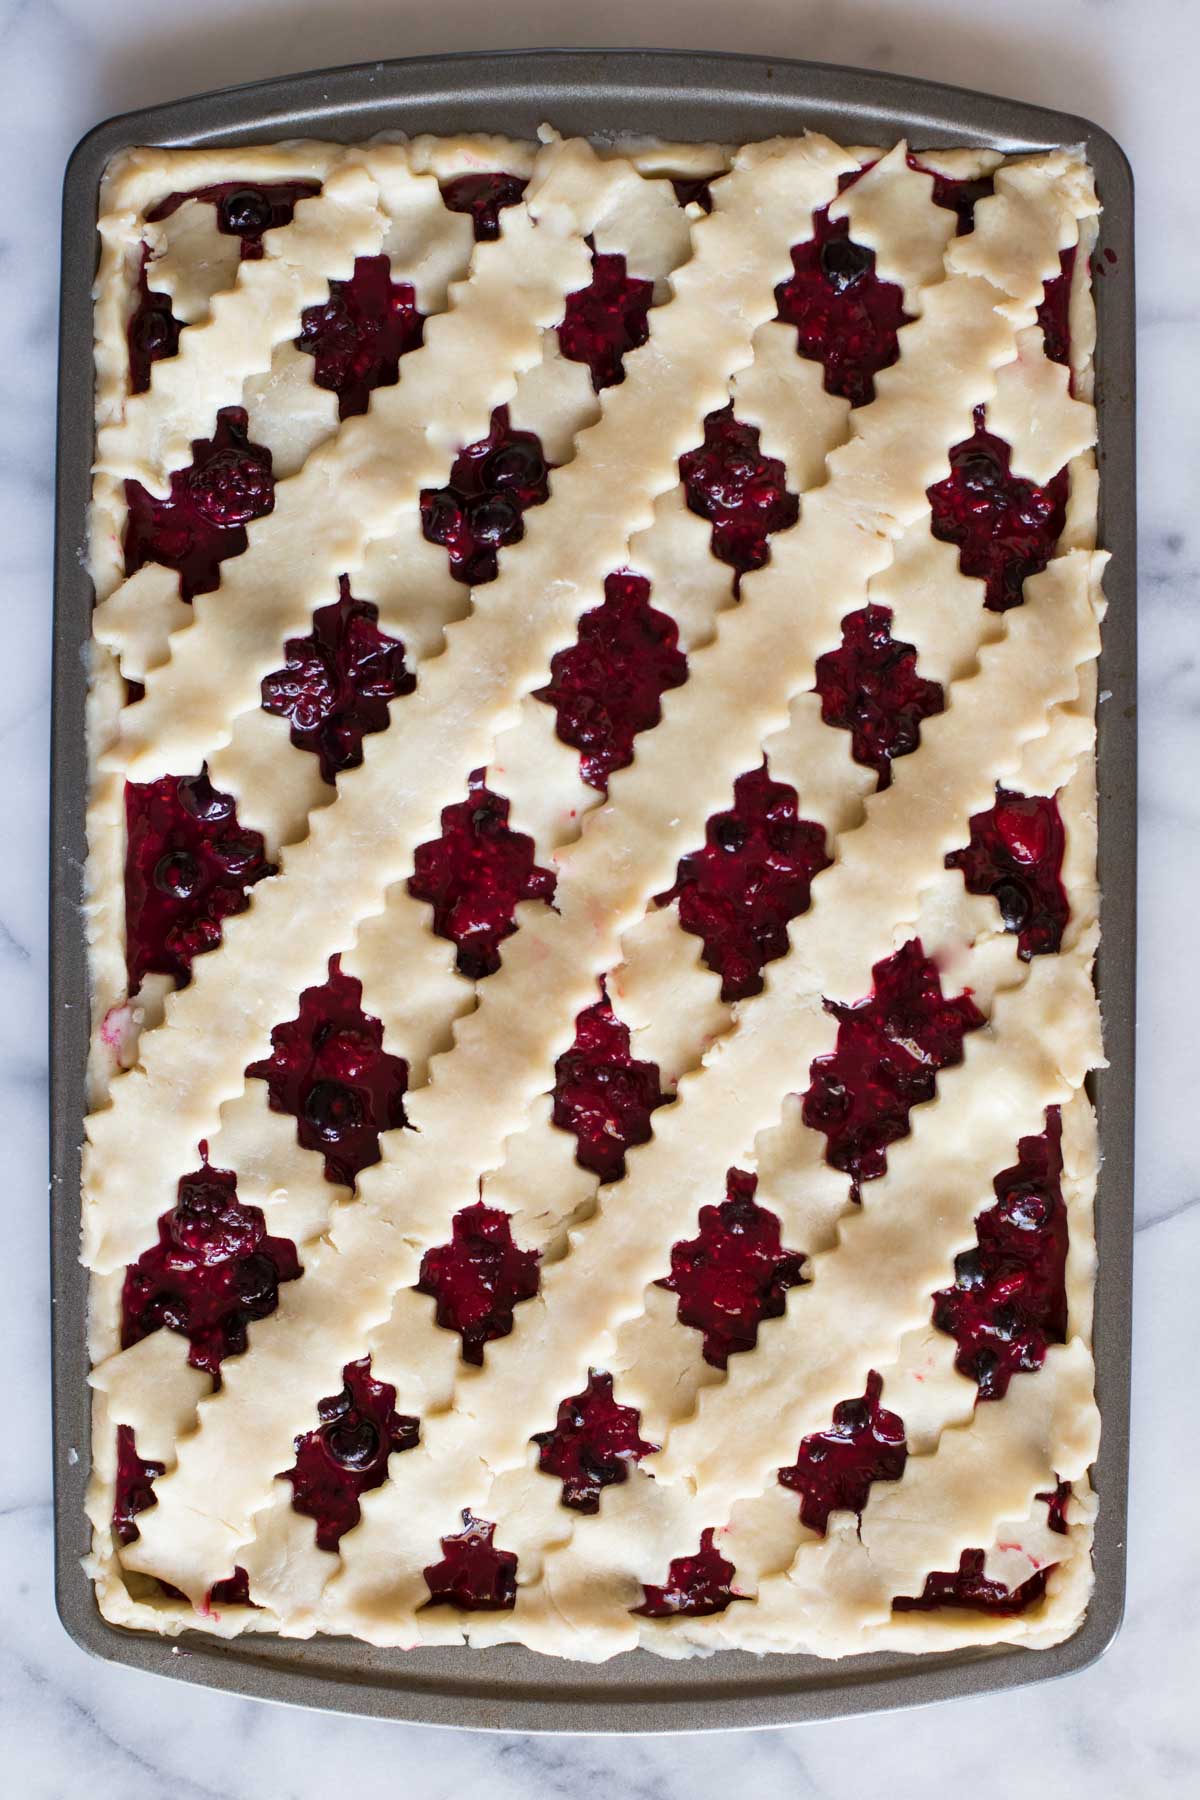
[51,47,1136,1732]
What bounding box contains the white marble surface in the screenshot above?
[1,0,1194,1792]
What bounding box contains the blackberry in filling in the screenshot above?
[893,1483,1071,1620]
[635,1529,742,1619]
[778,1372,908,1534]
[906,155,995,235]
[659,1169,807,1367]
[420,406,552,586]
[424,1513,518,1610]
[679,405,800,592]
[417,1204,540,1365]
[558,245,654,391]
[295,255,424,417]
[123,407,275,600]
[813,605,945,788]
[533,1371,657,1512]
[440,171,529,240]
[945,787,1070,959]
[1037,248,1077,373]
[928,408,1068,612]
[112,1425,164,1546]
[551,985,667,1184]
[775,210,912,406]
[283,1358,419,1551]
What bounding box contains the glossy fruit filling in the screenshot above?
[893,1483,1068,1616]
[679,405,800,591]
[123,407,275,599]
[907,155,995,235]
[408,772,557,980]
[245,956,409,1188]
[440,172,529,240]
[945,787,1070,959]
[928,408,1069,612]
[420,406,552,586]
[551,985,667,1184]
[127,250,183,394]
[207,1568,255,1609]
[557,247,654,390]
[659,1168,807,1368]
[259,575,415,783]
[932,1109,1068,1401]
[802,939,985,1195]
[123,771,275,993]
[1037,247,1076,373]
[417,1203,540,1365]
[813,605,945,789]
[112,1424,164,1545]
[283,1357,420,1551]
[775,210,913,407]
[122,1163,301,1375]
[533,1371,658,1512]
[295,255,424,417]
[424,1513,518,1610]
[777,1371,908,1535]
[658,763,831,1002]
[670,176,716,213]
[636,1529,741,1618]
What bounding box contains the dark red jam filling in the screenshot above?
[408,771,557,980]
[928,408,1069,612]
[259,574,415,783]
[123,771,275,993]
[557,247,654,391]
[123,407,275,600]
[121,1163,301,1376]
[1042,1479,1071,1536]
[659,1169,807,1368]
[112,1425,164,1545]
[534,569,688,792]
[439,172,529,240]
[775,211,913,407]
[932,1109,1068,1401]
[670,176,716,213]
[127,249,183,394]
[802,939,985,1196]
[551,984,667,1184]
[1036,247,1076,373]
[777,1371,908,1535]
[813,605,945,789]
[245,955,409,1188]
[532,1371,658,1512]
[945,787,1069,959]
[636,1529,742,1619]
[295,255,424,418]
[417,1203,540,1365]
[423,1513,518,1610]
[657,763,831,1002]
[283,1357,419,1551]
[207,1568,255,1608]
[907,155,995,235]
[679,405,800,592]
[420,406,552,586]
[893,1485,1070,1616]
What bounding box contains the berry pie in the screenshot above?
[82,126,1106,1662]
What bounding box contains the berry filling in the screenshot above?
[424,1513,518,1610]
[945,787,1069,959]
[534,569,688,792]
[121,1163,301,1376]
[894,1488,1068,1617]
[408,772,557,980]
[558,246,654,391]
[775,210,913,407]
[932,1109,1068,1401]
[127,249,183,394]
[679,405,800,592]
[207,1568,255,1609]
[778,1371,908,1535]
[417,1203,540,1365]
[259,575,415,783]
[670,176,716,213]
[928,408,1068,612]
[112,1425,164,1546]
[636,1529,742,1618]
[123,407,275,600]
[1042,1479,1072,1536]
[802,939,985,1196]
[283,1358,419,1551]
[551,984,667,1184]
[907,156,995,235]
[295,255,424,418]
[440,172,529,240]
[123,771,275,993]
[532,1371,658,1512]
[813,605,945,789]
[420,406,552,586]
[1036,248,1077,373]
[659,1169,807,1368]
[657,763,831,1002]
[245,956,409,1188]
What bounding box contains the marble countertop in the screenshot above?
[2,0,1193,1793]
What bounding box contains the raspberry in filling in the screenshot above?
[928,408,1068,612]
[112,1425,164,1545]
[551,984,667,1184]
[893,1488,1070,1620]
[245,956,409,1188]
[534,569,688,792]
[424,1513,518,1610]
[813,605,945,789]
[777,1372,908,1535]
[439,171,529,240]
[557,246,654,391]
[408,772,557,980]
[775,210,913,407]
[657,763,831,1002]
[907,155,995,235]
[670,176,716,213]
[123,771,275,993]
[1036,248,1077,374]
[259,575,415,783]
[659,1169,807,1367]
[295,255,424,418]
[283,1358,420,1551]
[121,1163,301,1376]
[123,407,275,600]
[932,1108,1068,1401]
[532,1371,658,1512]
[945,787,1070,958]
[417,1203,540,1365]
[679,405,800,592]
[636,1529,742,1618]
[420,406,552,586]
[802,939,985,1196]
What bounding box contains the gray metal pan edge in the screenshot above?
[50,47,1136,1734]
